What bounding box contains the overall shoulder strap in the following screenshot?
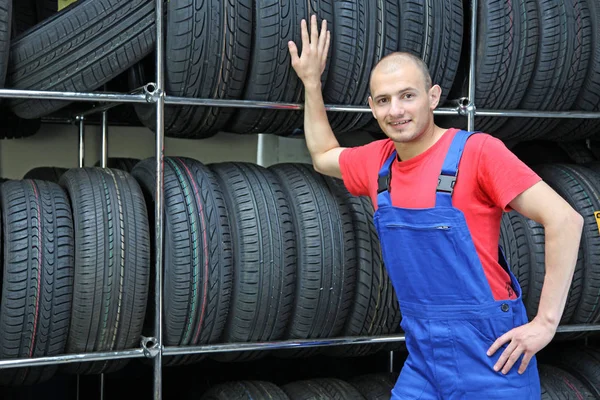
[376,151,397,208]
[436,130,477,207]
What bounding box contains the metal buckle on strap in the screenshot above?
[377,175,390,194]
[437,173,457,194]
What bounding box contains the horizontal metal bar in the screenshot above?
[0,89,149,104]
[556,324,600,333]
[474,109,600,118]
[75,87,149,118]
[164,334,406,356]
[0,349,146,369]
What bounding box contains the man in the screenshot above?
[288,15,583,399]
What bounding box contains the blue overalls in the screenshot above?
[373,130,541,399]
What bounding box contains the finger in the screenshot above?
[493,340,518,373]
[310,14,318,49]
[518,352,534,375]
[487,331,512,356]
[321,30,331,67]
[300,19,310,51]
[288,41,300,64]
[501,345,524,375]
[318,19,327,54]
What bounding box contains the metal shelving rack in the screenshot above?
[0,1,599,399]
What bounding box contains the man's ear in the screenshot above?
[368,96,377,119]
[429,85,442,109]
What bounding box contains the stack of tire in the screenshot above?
[128,0,464,138]
[194,349,600,400]
[500,163,600,337]
[445,0,600,142]
[130,156,401,365]
[0,167,151,385]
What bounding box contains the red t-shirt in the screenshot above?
[339,128,541,301]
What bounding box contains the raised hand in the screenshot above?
[288,15,331,87]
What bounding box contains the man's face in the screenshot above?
[368,62,439,143]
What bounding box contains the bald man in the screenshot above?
[288,15,583,399]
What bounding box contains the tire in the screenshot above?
[132,0,252,139]
[324,0,378,134]
[59,168,150,374]
[539,365,596,399]
[12,0,36,36]
[23,167,69,183]
[209,162,296,362]
[0,107,41,139]
[200,381,290,400]
[557,142,597,164]
[95,158,140,172]
[132,157,233,367]
[269,164,356,356]
[496,0,592,141]
[282,378,366,400]
[441,0,538,134]
[551,346,600,399]
[0,0,10,89]
[7,0,156,119]
[551,0,600,141]
[227,0,306,135]
[325,181,400,358]
[349,373,397,400]
[534,164,600,332]
[0,180,74,386]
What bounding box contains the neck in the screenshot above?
[394,123,444,161]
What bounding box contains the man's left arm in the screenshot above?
[487,180,583,374]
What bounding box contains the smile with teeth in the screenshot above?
[390,120,410,126]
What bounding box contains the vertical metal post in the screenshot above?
[100,373,105,400]
[153,0,165,397]
[78,117,85,168]
[101,111,109,168]
[389,351,394,373]
[76,375,80,400]
[467,0,478,131]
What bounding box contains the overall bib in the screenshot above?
[373,130,541,399]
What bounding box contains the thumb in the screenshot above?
[288,41,300,64]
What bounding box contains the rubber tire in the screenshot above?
[94,158,140,172]
[269,164,356,357]
[132,0,252,139]
[324,0,379,134]
[440,0,538,134]
[557,142,597,164]
[23,167,69,183]
[200,381,290,400]
[534,164,600,332]
[539,364,596,399]
[282,378,366,400]
[496,0,592,141]
[132,157,233,367]
[209,162,296,362]
[0,180,74,386]
[551,346,600,399]
[349,373,397,400]
[325,180,400,358]
[0,0,10,89]
[551,0,600,141]
[227,0,306,135]
[7,0,156,119]
[12,0,36,36]
[59,168,150,375]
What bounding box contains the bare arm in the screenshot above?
[288,15,345,179]
[508,181,583,329]
[488,180,583,375]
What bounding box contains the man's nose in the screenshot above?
[389,98,405,116]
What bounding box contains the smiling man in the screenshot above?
[288,15,583,399]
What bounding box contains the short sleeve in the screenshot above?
[476,135,542,211]
[339,140,389,197]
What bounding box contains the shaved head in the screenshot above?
[369,52,432,95]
